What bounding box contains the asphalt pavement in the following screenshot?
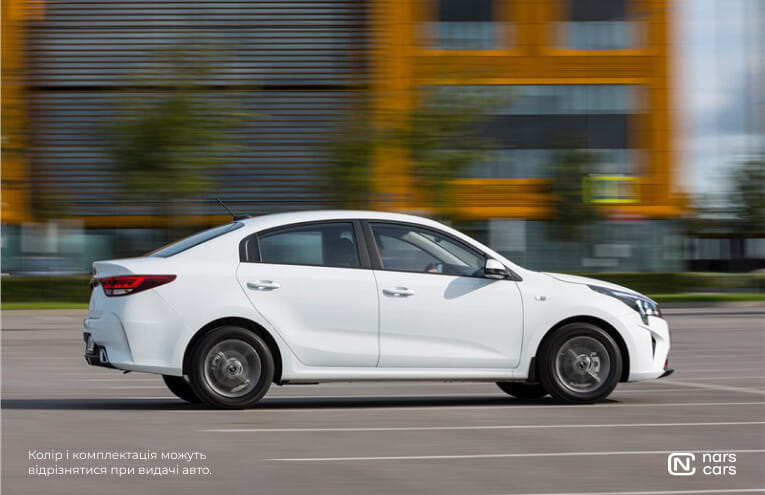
[1,307,764,495]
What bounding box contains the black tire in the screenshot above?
[162,375,201,403]
[188,326,274,409]
[538,322,622,404]
[496,382,548,399]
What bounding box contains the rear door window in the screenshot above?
[256,222,360,268]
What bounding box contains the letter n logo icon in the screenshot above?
[668,453,696,476]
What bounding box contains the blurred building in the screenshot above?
[2,0,685,272]
[373,0,684,271]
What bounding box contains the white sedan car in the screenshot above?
[84,210,672,409]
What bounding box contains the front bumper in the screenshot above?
[659,367,675,378]
[621,312,672,382]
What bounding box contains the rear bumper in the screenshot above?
[83,292,184,375]
[83,332,116,369]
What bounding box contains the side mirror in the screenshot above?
[484,258,507,279]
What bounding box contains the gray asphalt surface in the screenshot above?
[2,307,764,495]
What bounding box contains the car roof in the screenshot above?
[239,210,446,231]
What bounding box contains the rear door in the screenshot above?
[236,221,379,367]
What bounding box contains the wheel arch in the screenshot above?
[535,315,630,382]
[183,317,283,384]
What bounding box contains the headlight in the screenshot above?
[588,285,662,324]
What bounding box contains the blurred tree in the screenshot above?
[102,43,245,236]
[323,90,495,213]
[731,157,765,234]
[684,192,729,235]
[33,192,69,221]
[322,114,377,209]
[402,91,494,211]
[547,147,602,241]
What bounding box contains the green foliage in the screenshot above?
[322,90,495,212]
[1,302,90,310]
[102,44,246,204]
[732,157,765,234]
[1,276,91,303]
[397,91,494,210]
[321,115,377,209]
[569,272,765,294]
[648,293,765,303]
[687,157,765,235]
[547,148,602,241]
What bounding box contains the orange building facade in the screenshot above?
[2,0,681,230]
[371,0,680,221]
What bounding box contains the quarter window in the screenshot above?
[371,223,485,277]
[257,223,360,268]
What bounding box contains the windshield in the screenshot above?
[148,222,244,258]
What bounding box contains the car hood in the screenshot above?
[542,272,643,297]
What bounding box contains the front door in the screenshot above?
[369,222,524,369]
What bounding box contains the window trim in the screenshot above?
[362,220,521,280]
[238,220,371,270]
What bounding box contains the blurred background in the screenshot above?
[1,0,764,289]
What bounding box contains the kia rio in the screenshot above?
[84,210,672,409]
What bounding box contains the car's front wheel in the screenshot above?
[188,326,274,409]
[538,322,622,404]
[496,382,548,399]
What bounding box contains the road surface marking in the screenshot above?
[487,489,765,495]
[658,380,765,395]
[93,386,167,389]
[673,376,765,381]
[203,421,765,433]
[261,388,752,398]
[269,448,765,462]
[82,378,159,382]
[173,401,765,413]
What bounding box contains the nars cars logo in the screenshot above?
[667,452,696,476]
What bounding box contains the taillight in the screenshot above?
[99,275,176,297]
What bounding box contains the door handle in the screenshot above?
[382,287,415,297]
[247,280,281,291]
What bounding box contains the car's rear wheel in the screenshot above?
[538,322,622,404]
[496,382,548,399]
[162,375,200,403]
[188,326,274,409]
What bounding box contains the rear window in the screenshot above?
[148,222,244,258]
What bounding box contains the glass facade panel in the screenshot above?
[427,0,500,50]
[441,84,637,115]
[430,84,644,179]
[563,21,635,50]
[570,0,627,21]
[466,148,635,179]
[561,0,637,49]
[431,85,637,115]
